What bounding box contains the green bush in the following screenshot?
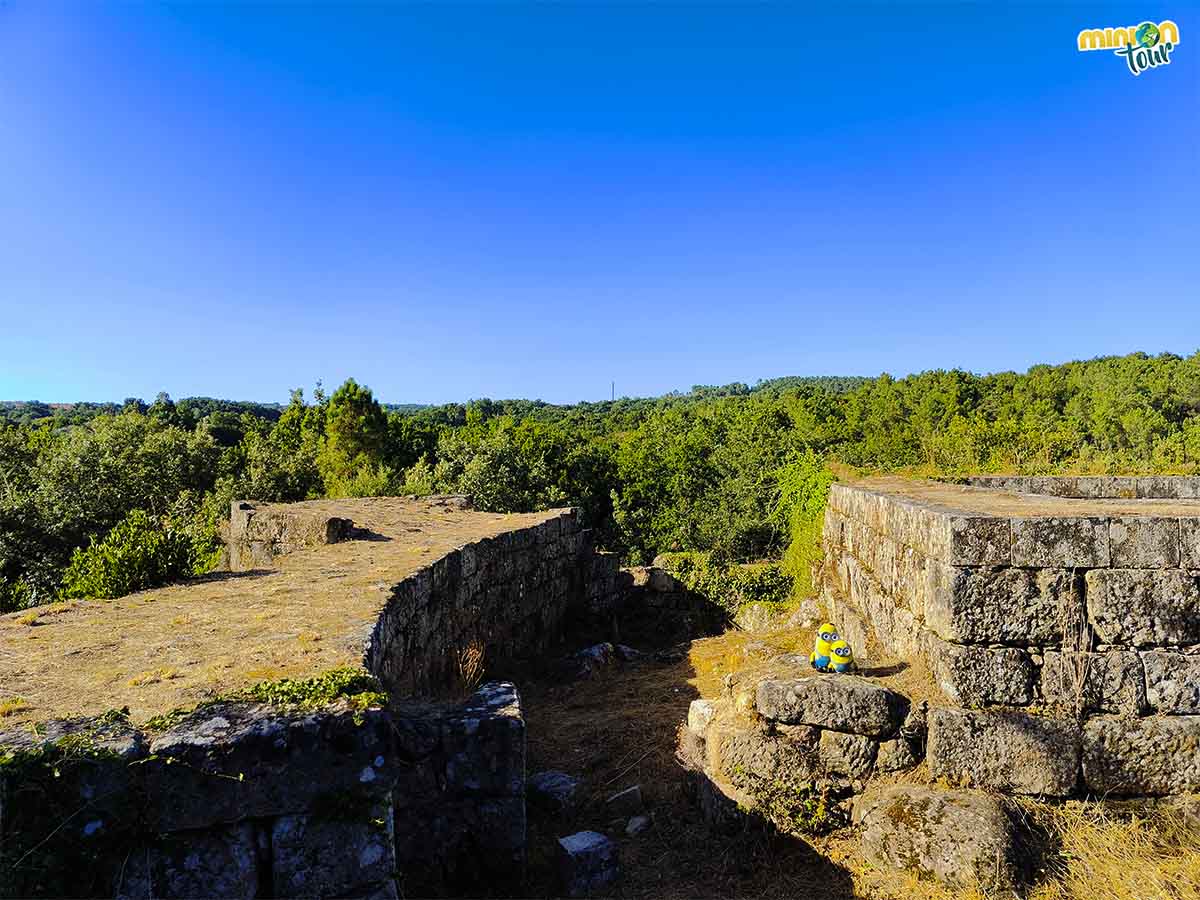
[61,509,197,600]
[771,450,836,600]
[656,551,793,615]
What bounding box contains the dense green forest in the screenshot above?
[4,352,1200,612]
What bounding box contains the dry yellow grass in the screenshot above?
[0,697,29,718]
[0,498,563,728]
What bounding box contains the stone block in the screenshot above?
[1110,517,1181,568]
[924,636,1036,707]
[817,729,877,779]
[687,699,718,735]
[944,515,1011,566]
[272,801,396,898]
[1085,569,1200,646]
[1083,716,1200,795]
[1180,519,1200,568]
[528,771,584,813]
[876,736,921,772]
[143,700,395,832]
[925,564,1077,644]
[853,786,1021,891]
[709,721,819,789]
[756,676,907,738]
[1010,517,1109,567]
[1142,651,1200,714]
[118,823,259,900]
[1041,650,1146,716]
[927,708,1079,796]
[441,681,525,798]
[557,831,619,898]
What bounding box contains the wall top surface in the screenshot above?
[0,497,572,730]
[839,477,1200,520]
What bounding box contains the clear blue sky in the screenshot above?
[1,3,1196,405]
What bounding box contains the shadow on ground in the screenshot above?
[518,620,858,899]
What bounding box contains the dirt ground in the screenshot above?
[519,619,915,900]
[519,621,1200,900]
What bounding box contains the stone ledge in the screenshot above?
[756,676,908,738]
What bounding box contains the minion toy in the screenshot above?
[829,640,855,674]
[809,622,839,672]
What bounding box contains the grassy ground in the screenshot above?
[520,624,1200,900]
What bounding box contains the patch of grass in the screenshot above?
[0,697,29,718]
[17,612,39,627]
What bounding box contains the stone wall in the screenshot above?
[0,684,524,899]
[1,501,625,898]
[964,475,1200,499]
[821,478,1200,797]
[362,506,611,696]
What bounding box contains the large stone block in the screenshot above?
[1010,517,1109,568]
[1083,716,1200,795]
[708,721,819,789]
[143,700,395,832]
[557,831,619,898]
[1110,517,1181,568]
[272,801,396,898]
[853,785,1022,891]
[756,676,907,738]
[1142,651,1200,714]
[1041,650,1146,716]
[927,708,1079,796]
[1180,518,1200,568]
[925,564,1078,644]
[118,823,259,900]
[924,636,1036,707]
[1085,569,1200,646]
[942,515,1012,566]
[441,681,525,798]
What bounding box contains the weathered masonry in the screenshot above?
[822,476,1200,797]
[0,497,623,899]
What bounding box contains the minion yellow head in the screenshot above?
[830,640,854,671]
[815,622,839,656]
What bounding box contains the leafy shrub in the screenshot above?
[656,551,793,615]
[771,451,835,599]
[61,509,197,600]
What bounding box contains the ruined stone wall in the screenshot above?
[0,685,525,899]
[1,503,625,898]
[821,480,1200,797]
[362,507,618,696]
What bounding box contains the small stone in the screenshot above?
[557,831,619,898]
[605,784,642,816]
[625,815,651,836]
[853,785,1022,891]
[876,737,920,772]
[614,644,643,662]
[529,771,584,813]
